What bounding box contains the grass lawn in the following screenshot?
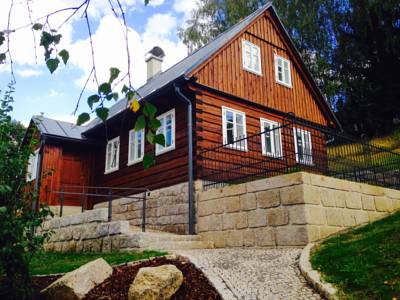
[311,211,400,299]
[30,250,166,275]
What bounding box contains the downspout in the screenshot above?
[174,83,195,235]
[32,136,45,211]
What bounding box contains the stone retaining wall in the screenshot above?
[197,172,400,247]
[41,208,131,252]
[94,181,199,234]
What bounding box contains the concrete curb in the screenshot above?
[299,243,338,300]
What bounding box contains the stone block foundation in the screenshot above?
[197,172,400,247]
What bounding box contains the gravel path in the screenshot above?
[175,248,322,300]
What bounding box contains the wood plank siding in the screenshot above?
[91,97,190,194]
[190,11,332,127]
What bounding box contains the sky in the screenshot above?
[0,0,198,126]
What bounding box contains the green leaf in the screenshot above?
[77,112,90,125]
[32,23,43,31]
[143,154,155,169]
[122,84,129,94]
[149,118,161,129]
[112,92,119,101]
[59,49,69,64]
[0,53,6,64]
[144,0,151,6]
[135,115,146,131]
[96,107,109,121]
[53,34,62,44]
[109,67,120,84]
[0,206,6,214]
[127,91,135,100]
[46,58,60,74]
[87,94,100,109]
[146,130,155,144]
[0,32,5,46]
[98,82,111,95]
[143,102,157,119]
[154,134,165,146]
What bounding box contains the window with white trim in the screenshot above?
[242,39,262,75]
[222,107,247,151]
[274,54,292,87]
[156,109,175,155]
[294,128,313,165]
[260,118,282,158]
[26,149,39,181]
[128,129,144,165]
[105,136,120,173]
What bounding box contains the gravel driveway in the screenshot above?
[176,248,322,300]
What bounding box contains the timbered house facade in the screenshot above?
[25,3,339,227]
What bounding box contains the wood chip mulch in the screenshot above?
[32,257,221,300]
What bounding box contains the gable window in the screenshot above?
[105,136,120,174]
[274,54,292,87]
[156,109,175,155]
[260,119,282,158]
[26,149,39,181]
[242,39,262,75]
[128,129,145,165]
[222,106,247,151]
[294,128,313,165]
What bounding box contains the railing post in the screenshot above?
[142,191,147,232]
[60,186,64,217]
[108,189,112,222]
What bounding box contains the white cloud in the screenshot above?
[68,13,188,91]
[48,89,63,97]
[173,0,198,21]
[15,68,44,77]
[148,0,165,7]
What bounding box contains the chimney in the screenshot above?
[145,46,165,81]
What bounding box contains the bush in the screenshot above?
[0,83,52,299]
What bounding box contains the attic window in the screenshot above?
[242,39,262,75]
[274,54,292,87]
[26,149,39,182]
[105,136,120,174]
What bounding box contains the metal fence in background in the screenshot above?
[50,185,150,232]
[199,116,400,190]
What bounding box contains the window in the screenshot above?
[294,128,313,165]
[128,129,145,165]
[105,136,120,173]
[156,109,175,155]
[260,119,282,158]
[242,39,262,75]
[274,54,292,87]
[26,149,39,181]
[222,107,247,151]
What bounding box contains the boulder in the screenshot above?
[41,258,113,299]
[128,264,183,300]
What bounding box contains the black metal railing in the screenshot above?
[50,185,150,232]
[199,116,400,190]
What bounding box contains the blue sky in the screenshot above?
[0,0,197,126]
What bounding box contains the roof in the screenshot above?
[85,2,273,131]
[32,115,87,140]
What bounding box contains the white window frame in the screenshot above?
[274,54,292,88]
[222,106,248,151]
[26,149,39,182]
[155,109,176,156]
[260,118,283,158]
[242,39,262,76]
[105,136,120,174]
[127,128,145,166]
[293,128,313,165]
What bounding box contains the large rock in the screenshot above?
[41,258,113,299]
[128,264,183,300]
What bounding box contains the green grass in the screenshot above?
[29,250,166,275]
[311,211,400,299]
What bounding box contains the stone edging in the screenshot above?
[299,243,338,300]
